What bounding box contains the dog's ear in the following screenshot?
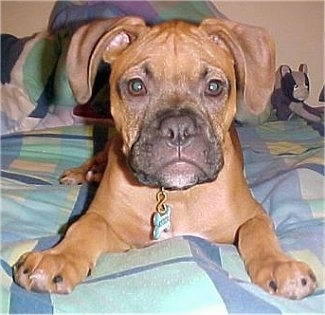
[200,18,275,124]
[67,17,146,104]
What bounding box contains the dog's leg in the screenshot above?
[59,140,110,185]
[14,138,126,293]
[13,210,129,293]
[237,209,317,299]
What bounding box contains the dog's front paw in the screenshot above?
[13,251,91,293]
[249,258,317,299]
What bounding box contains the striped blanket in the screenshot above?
[1,119,324,313]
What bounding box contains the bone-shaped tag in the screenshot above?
[152,205,171,240]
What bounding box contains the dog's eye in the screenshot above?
[128,78,147,96]
[205,79,224,96]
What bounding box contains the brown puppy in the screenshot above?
[13,17,317,299]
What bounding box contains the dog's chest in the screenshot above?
[110,189,239,247]
[167,196,239,243]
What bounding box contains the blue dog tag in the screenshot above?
[152,205,171,240]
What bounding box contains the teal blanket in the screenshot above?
[1,119,324,313]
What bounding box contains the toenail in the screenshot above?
[53,275,63,283]
[301,278,307,286]
[87,269,92,277]
[268,280,277,292]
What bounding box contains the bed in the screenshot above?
[1,1,324,314]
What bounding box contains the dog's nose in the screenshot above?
[159,115,197,147]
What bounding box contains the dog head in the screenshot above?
[67,17,275,190]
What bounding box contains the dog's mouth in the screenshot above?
[152,159,216,190]
[128,109,224,190]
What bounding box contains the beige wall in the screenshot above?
[1,1,324,105]
[1,1,55,35]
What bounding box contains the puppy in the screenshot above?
[14,17,317,299]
